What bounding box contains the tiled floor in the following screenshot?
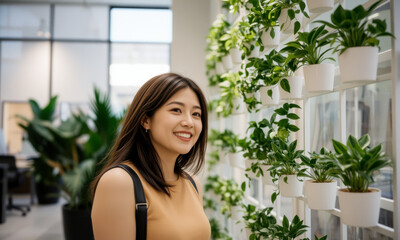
[0,194,64,240]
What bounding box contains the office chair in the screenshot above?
[0,155,30,216]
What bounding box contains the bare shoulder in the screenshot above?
[92,167,136,239]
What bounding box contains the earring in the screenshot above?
[145,129,148,133]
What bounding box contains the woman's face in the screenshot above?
[144,88,203,159]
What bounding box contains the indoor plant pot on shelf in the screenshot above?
[298,147,338,210]
[281,25,336,93]
[316,1,394,83]
[270,138,304,198]
[325,134,391,227]
[306,0,333,13]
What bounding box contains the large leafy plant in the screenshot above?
[326,134,391,192]
[298,147,338,183]
[18,88,122,209]
[281,25,336,66]
[316,0,394,54]
[269,138,304,179]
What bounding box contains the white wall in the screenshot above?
[170,0,211,93]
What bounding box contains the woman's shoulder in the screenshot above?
[97,165,134,192]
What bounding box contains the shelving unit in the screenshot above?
[205,0,399,239]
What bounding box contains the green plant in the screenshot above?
[325,134,391,192]
[205,175,244,216]
[270,138,304,177]
[243,205,277,240]
[209,129,239,153]
[214,72,242,117]
[18,88,123,209]
[207,150,220,171]
[298,147,338,183]
[209,217,232,240]
[270,215,308,240]
[281,25,336,67]
[240,103,301,179]
[276,0,309,35]
[316,0,394,54]
[18,96,61,186]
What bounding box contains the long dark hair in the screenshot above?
[92,73,208,196]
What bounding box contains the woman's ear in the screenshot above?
[141,116,150,130]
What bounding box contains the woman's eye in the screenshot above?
[193,112,201,117]
[171,108,181,113]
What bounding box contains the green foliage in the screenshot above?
[269,138,304,178]
[204,175,244,216]
[240,103,301,180]
[208,129,239,153]
[325,134,391,192]
[18,88,123,209]
[209,218,232,240]
[276,0,309,35]
[281,25,336,66]
[207,150,220,171]
[270,215,308,240]
[298,147,338,182]
[214,72,242,117]
[316,0,394,54]
[243,205,277,240]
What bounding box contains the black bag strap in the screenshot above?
[183,171,198,194]
[109,164,147,240]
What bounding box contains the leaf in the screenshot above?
[294,21,301,35]
[280,78,290,93]
[287,113,300,120]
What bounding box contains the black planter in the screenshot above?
[62,204,94,240]
[35,182,60,204]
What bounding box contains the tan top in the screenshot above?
[124,162,211,240]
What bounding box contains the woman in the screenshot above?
[91,73,210,240]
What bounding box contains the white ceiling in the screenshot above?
[0,0,171,7]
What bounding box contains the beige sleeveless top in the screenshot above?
[123,162,211,240]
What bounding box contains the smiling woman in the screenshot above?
[90,73,210,240]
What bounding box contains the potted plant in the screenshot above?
[218,72,245,116]
[269,138,304,198]
[298,147,338,210]
[306,0,333,13]
[220,22,243,64]
[276,0,309,35]
[241,103,301,185]
[325,134,391,227]
[242,204,277,240]
[237,15,260,59]
[208,129,241,166]
[18,96,61,204]
[208,177,244,221]
[281,25,336,93]
[18,88,122,240]
[316,1,394,83]
[270,215,327,240]
[209,217,233,240]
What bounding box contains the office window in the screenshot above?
[109,8,172,112]
[0,4,51,38]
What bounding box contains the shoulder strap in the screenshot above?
[183,171,198,194]
[109,164,147,240]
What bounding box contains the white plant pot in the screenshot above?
[229,47,242,64]
[279,175,303,197]
[278,8,303,34]
[279,76,303,99]
[219,150,227,164]
[338,188,381,227]
[260,85,280,105]
[306,0,334,13]
[245,227,252,239]
[245,159,258,179]
[215,62,225,75]
[232,97,246,114]
[303,63,335,93]
[261,26,280,48]
[230,205,243,221]
[260,165,274,185]
[304,180,337,210]
[222,55,233,70]
[228,152,243,167]
[338,46,378,83]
